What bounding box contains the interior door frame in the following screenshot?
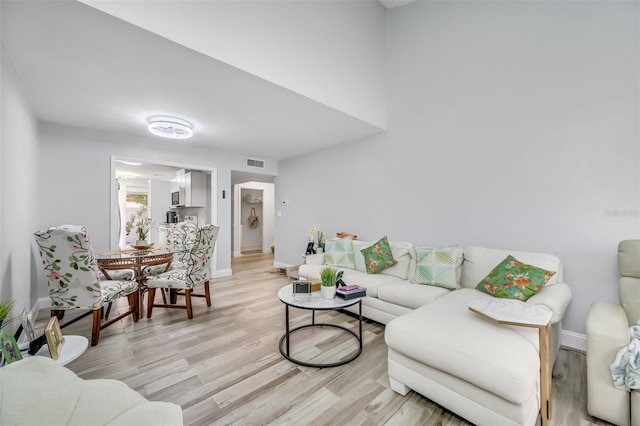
[109,155,219,276]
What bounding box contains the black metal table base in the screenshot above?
[279,300,362,368]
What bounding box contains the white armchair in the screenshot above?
[586,239,640,426]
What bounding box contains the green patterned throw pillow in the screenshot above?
[415,245,463,290]
[324,237,355,269]
[361,236,397,274]
[476,255,556,301]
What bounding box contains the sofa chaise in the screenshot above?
[299,237,572,426]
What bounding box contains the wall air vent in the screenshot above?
[246,158,265,169]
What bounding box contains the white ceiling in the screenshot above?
[2,1,385,161]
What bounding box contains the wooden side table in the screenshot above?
[469,298,553,426]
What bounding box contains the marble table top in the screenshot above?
[469,297,552,327]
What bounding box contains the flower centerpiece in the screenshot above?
[126,209,154,246]
[320,266,337,299]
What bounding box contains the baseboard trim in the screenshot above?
[560,329,587,352]
[30,297,50,320]
[216,269,232,278]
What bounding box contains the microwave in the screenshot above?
[171,187,185,206]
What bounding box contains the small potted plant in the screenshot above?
[317,229,325,253]
[320,266,337,299]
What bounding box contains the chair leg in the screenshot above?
[128,292,139,322]
[51,309,65,320]
[185,289,193,319]
[204,280,211,307]
[170,289,178,304]
[147,288,156,318]
[91,308,102,346]
[104,302,113,320]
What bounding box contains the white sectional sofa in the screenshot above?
[299,238,572,426]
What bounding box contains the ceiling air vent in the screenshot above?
[246,158,265,169]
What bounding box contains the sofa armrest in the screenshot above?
[526,282,571,324]
[305,253,325,265]
[586,301,631,426]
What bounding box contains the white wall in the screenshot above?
[81,0,387,129]
[36,122,278,297]
[0,46,39,316]
[275,1,640,339]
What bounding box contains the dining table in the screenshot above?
[96,244,176,318]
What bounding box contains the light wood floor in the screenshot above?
[42,252,612,425]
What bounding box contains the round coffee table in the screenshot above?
[277,284,364,368]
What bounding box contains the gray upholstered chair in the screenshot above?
[146,225,219,319]
[586,239,640,426]
[34,225,139,346]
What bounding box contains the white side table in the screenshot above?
[35,335,88,366]
[469,298,553,426]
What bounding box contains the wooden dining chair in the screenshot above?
[34,225,139,346]
[146,224,220,319]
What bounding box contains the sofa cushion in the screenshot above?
[461,247,561,289]
[476,255,556,301]
[361,236,397,274]
[324,237,356,269]
[415,245,463,290]
[384,288,540,405]
[352,240,370,272]
[381,242,414,280]
[378,281,450,310]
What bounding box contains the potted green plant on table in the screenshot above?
[320,267,337,300]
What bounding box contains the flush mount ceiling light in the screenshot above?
[147,116,193,139]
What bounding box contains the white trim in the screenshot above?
[560,329,587,352]
[31,297,50,319]
[216,268,232,278]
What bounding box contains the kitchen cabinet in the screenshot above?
[185,171,206,207]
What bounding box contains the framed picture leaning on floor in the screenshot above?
[1,331,22,365]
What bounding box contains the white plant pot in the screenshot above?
[321,285,336,300]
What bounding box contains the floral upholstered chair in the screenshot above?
[34,225,139,346]
[142,221,198,280]
[146,224,219,319]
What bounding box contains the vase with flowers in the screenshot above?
[126,209,154,247]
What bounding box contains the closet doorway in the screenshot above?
[231,175,275,258]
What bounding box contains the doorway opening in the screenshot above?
[110,156,219,275]
[231,171,276,261]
